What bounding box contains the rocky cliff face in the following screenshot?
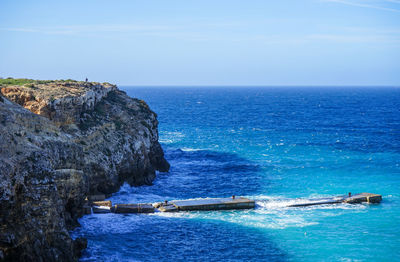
[1,81,116,126]
[0,80,169,261]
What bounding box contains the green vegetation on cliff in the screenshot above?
[0,78,55,86]
[0,78,113,87]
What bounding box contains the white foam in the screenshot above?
[251,194,367,210]
[159,131,185,144]
[159,139,174,144]
[98,193,370,231]
[151,208,317,230]
[180,147,204,152]
[161,131,185,137]
[147,194,369,230]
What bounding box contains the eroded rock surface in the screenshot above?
[0,80,169,261]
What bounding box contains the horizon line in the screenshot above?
[118,85,400,88]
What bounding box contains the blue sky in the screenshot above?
[0,0,399,86]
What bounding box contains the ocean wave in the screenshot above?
[159,138,175,144]
[251,194,367,211]
[180,147,205,152]
[159,131,185,144]
[160,131,185,137]
[150,208,318,230]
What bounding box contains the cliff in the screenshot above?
[0,79,169,261]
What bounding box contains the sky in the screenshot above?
[0,0,399,86]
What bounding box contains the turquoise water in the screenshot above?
[73,87,400,261]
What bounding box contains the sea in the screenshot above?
[72,87,400,262]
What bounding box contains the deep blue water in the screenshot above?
[72,87,400,261]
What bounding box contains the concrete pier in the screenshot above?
[92,206,111,213]
[91,200,113,213]
[114,204,155,213]
[157,204,179,212]
[158,197,256,212]
[93,200,112,207]
[287,193,382,207]
[287,198,342,207]
[343,193,382,204]
[87,193,382,214]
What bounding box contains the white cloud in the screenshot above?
[308,33,400,43]
[2,22,399,45]
[321,0,400,12]
[0,24,174,35]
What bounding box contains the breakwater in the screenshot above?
[87,193,382,214]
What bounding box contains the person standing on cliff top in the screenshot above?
[85,78,88,82]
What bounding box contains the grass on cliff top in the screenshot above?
[0,78,113,87]
[0,78,80,86]
[0,78,43,86]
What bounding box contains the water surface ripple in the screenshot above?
[73,87,400,261]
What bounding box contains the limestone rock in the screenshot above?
[1,81,116,126]
[0,80,169,261]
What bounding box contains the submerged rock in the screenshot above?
[0,80,169,261]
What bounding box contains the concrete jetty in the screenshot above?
[93,200,112,207]
[287,193,382,207]
[86,193,382,214]
[114,204,155,213]
[343,193,382,204]
[92,205,112,213]
[166,197,255,212]
[287,198,342,207]
[154,197,255,212]
[91,200,113,213]
[156,203,179,212]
